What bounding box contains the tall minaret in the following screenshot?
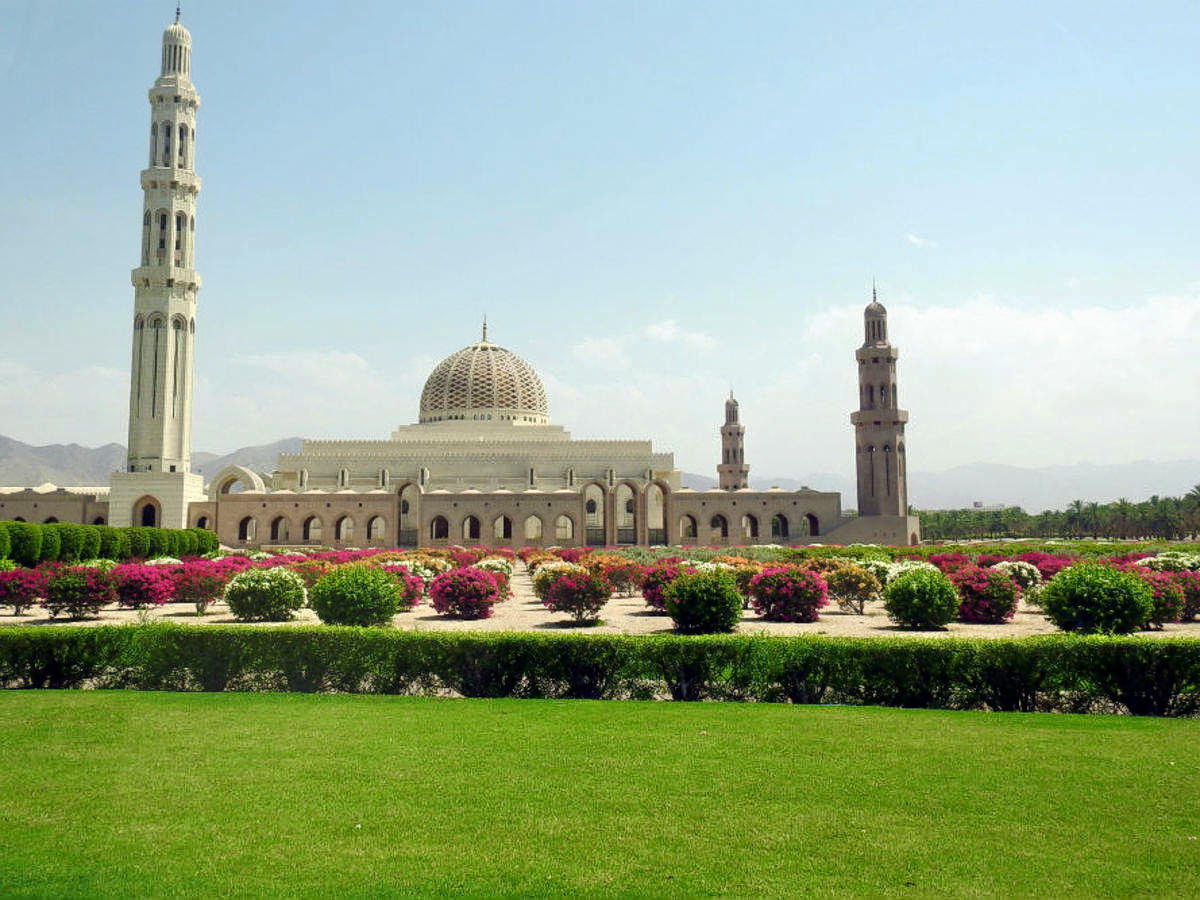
[850,285,909,517]
[110,11,205,528]
[717,391,749,490]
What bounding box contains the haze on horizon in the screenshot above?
[1,1,1197,478]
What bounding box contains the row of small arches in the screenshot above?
[150,121,193,169]
[677,512,815,541]
[429,514,575,543]
[862,383,898,410]
[239,514,388,544]
[161,42,190,77]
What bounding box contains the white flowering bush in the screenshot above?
[858,558,893,584]
[474,557,514,578]
[146,556,182,566]
[991,560,1042,591]
[884,560,939,585]
[532,561,588,600]
[248,551,275,561]
[1137,553,1200,572]
[78,558,119,573]
[223,567,307,621]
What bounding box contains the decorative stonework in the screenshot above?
[418,329,550,425]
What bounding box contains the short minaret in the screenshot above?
[109,11,205,528]
[717,391,749,490]
[850,286,909,517]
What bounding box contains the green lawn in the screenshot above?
[0,694,1197,897]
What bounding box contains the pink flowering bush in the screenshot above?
[171,560,232,615]
[1132,569,1185,628]
[381,563,425,611]
[428,567,501,619]
[1015,552,1077,581]
[1175,571,1200,621]
[542,570,611,624]
[557,547,590,564]
[950,564,1018,624]
[111,563,174,608]
[927,552,972,574]
[42,566,117,619]
[748,566,829,622]
[0,568,47,615]
[640,559,693,612]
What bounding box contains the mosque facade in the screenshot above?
[0,15,920,549]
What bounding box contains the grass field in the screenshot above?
[1,693,1198,896]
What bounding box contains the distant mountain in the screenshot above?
[0,435,126,486]
[0,435,302,487]
[192,439,303,479]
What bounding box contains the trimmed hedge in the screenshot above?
[0,521,216,564]
[1,626,1198,716]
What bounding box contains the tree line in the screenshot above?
[916,485,1200,541]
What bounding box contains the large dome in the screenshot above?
[418,328,549,425]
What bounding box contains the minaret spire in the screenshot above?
[481,315,488,342]
[175,5,181,24]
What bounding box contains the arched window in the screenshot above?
[270,516,289,542]
[142,211,152,265]
[742,514,759,540]
[866,384,874,409]
[880,384,889,408]
[238,516,256,542]
[298,469,308,489]
[524,515,543,542]
[493,515,513,541]
[140,502,158,527]
[338,468,349,488]
[680,515,698,541]
[709,514,729,541]
[463,515,481,542]
[892,383,897,405]
[43,516,58,524]
[430,516,449,541]
[804,513,820,537]
[367,515,386,542]
[555,515,574,541]
[585,499,597,514]
[178,123,188,167]
[379,469,390,488]
[160,122,171,166]
[771,514,789,540]
[303,516,323,542]
[93,516,107,526]
[335,516,354,542]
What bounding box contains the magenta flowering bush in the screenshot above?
[171,560,232,615]
[558,547,590,564]
[0,568,47,615]
[542,570,611,624]
[1130,569,1185,628]
[111,563,175,608]
[381,563,424,611]
[748,566,829,622]
[41,566,117,619]
[1015,552,1077,581]
[950,564,1018,624]
[926,552,972,574]
[641,559,694,611]
[1175,571,1200,621]
[428,567,501,619]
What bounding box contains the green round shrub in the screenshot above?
[0,523,10,561]
[38,526,61,563]
[883,568,960,629]
[147,528,170,558]
[1042,564,1154,634]
[309,565,402,626]
[5,522,42,567]
[663,570,742,634]
[224,567,307,622]
[79,525,102,561]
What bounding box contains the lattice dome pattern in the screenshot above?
[419,336,550,425]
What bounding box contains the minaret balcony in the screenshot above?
[130,265,202,290]
[140,168,201,193]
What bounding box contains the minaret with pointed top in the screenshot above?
[109,11,205,527]
[850,285,908,517]
[718,391,749,490]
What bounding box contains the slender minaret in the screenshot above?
[717,391,749,490]
[851,285,908,517]
[110,11,205,527]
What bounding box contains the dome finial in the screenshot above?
[872,277,877,304]
[175,4,181,24]
[481,314,488,342]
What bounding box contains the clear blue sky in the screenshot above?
[1,1,1197,478]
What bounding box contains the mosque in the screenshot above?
[0,14,920,548]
